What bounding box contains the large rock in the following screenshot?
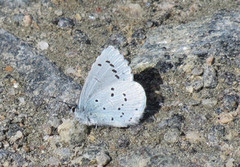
[131,10,240,73]
[0,28,81,114]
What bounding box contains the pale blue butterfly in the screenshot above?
[75,46,146,127]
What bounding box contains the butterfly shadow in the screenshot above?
[134,68,164,124]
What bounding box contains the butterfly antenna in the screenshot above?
[59,100,77,111]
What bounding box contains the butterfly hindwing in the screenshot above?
[82,81,146,127]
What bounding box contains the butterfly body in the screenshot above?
[75,46,146,127]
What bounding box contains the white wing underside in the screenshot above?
[76,46,146,127]
[84,81,146,127]
[79,46,133,110]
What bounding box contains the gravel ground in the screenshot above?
[0,0,240,166]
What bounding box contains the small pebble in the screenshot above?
[107,33,127,47]
[181,61,195,73]
[10,131,23,143]
[192,79,203,91]
[202,98,218,107]
[236,104,240,112]
[89,13,98,20]
[75,13,82,21]
[185,131,204,143]
[13,14,24,25]
[203,66,218,88]
[57,119,88,144]
[217,113,234,124]
[65,67,76,75]
[188,99,201,106]
[121,3,144,18]
[0,132,6,141]
[37,41,49,50]
[73,29,91,44]
[47,156,61,166]
[164,128,180,143]
[146,20,153,28]
[18,97,25,105]
[96,151,111,167]
[57,17,75,29]
[206,56,215,65]
[5,66,14,72]
[226,158,234,167]
[191,67,203,76]
[55,148,71,159]
[42,124,52,135]
[23,145,30,153]
[131,28,146,45]
[223,95,239,111]
[3,161,9,167]
[54,9,63,16]
[132,28,146,40]
[118,137,130,148]
[186,85,194,93]
[23,14,32,27]
[65,51,78,58]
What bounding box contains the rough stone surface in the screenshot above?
[0,28,81,111]
[131,11,240,73]
[57,119,88,144]
[0,1,239,166]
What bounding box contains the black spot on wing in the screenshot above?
[115,75,120,79]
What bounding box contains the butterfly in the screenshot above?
[75,46,146,127]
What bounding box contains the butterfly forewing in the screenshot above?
[79,46,133,110]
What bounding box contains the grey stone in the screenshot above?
[146,20,153,28]
[0,28,81,116]
[0,0,32,8]
[223,95,239,111]
[192,79,204,91]
[164,128,180,143]
[131,28,146,46]
[131,11,240,72]
[73,29,91,44]
[203,66,218,88]
[202,98,218,107]
[57,17,75,29]
[96,151,111,167]
[166,114,185,130]
[57,119,88,145]
[188,99,201,106]
[107,33,127,48]
[191,67,204,76]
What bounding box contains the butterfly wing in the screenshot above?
[75,81,146,127]
[78,46,133,111]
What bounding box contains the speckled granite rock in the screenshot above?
[131,10,240,73]
[0,28,81,114]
